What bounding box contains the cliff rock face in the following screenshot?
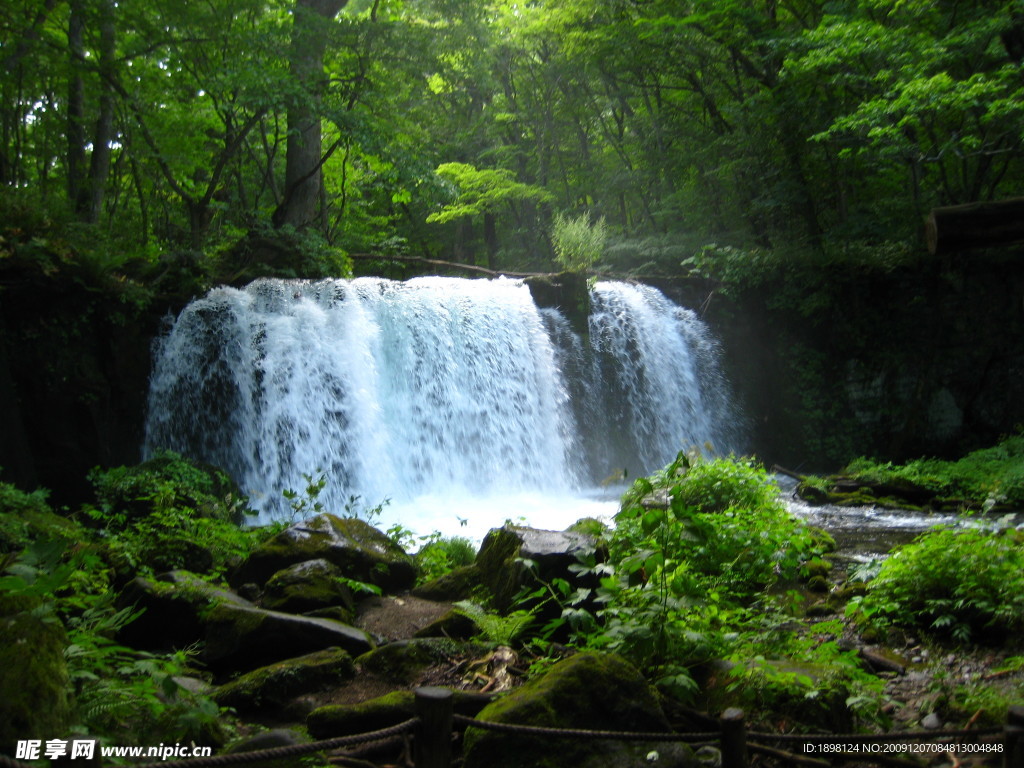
[0,264,159,504]
[685,250,1024,469]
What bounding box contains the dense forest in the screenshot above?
[4,0,1023,279]
[4,2,1024,764]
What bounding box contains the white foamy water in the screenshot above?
[144,276,739,535]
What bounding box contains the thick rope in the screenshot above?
[0,719,418,768]
[452,714,718,742]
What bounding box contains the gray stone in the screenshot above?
[261,558,354,614]
[211,648,355,712]
[204,602,373,672]
[463,652,699,768]
[231,514,416,593]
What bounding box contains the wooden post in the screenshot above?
[415,686,453,768]
[720,708,749,768]
[1005,705,1024,768]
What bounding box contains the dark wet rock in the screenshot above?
[260,558,355,614]
[115,570,253,651]
[211,648,356,713]
[476,525,601,613]
[463,652,699,768]
[230,514,416,593]
[413,608,477,640]
[203,602,373,673]
[411,563,480,602]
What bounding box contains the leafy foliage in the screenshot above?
[551,211,607,273]
[0,540,225,746]
[842,434,1024,510]
[562,453,849,706]
[852,527,1024,643]
[453,600,535,646]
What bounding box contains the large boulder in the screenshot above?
[203,602,373,672]
[231,514,416,593]
[476,525,600,613]
[0,595,74,748]
[115,570,253,652]
[260,559,355,616]
[307,689,495,739]
[211,648,355,713]
[307,690,415,739]
[463,652,699,768]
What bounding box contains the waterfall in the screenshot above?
[144,277,740,532]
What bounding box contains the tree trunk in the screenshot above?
[83,0,115,224]
[925,197,1024,255]
[67,0,87,208]
[273,0,348,231]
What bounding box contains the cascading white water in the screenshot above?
[144,276,740,537]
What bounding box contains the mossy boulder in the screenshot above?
[476,525,600,613]
[203,602,373,672]
[231,514,416,593]
[307,688,495,739]
[115,570,253,652]
[221,727,316,768]
[413,609,477,640]
[355,637,471,683]
[463,652,698,768]
[411,563,480,602]
[307,690,415,739]
[0,595,74,747]
[211,647,355,713]
[261,559,355,615]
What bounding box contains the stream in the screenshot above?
[777,474,1024,565]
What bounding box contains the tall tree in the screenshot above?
[274,0,348,231]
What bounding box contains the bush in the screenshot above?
[615,453,823,596]
[579,453,833,702]
[87,450,250,528]
[551,211,607,272]
[1,482,80,553]
[842,433,1024,510]
[853,527,1024,643]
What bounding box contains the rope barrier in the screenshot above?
[0,720,418,768]
[452,714,719,742]
[0,698,1013,768]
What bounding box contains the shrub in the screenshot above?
[842,433,1024,510]
[87,451,250,528]
[551,211,607,272]
[853,527,1024,643]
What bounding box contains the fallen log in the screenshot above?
[925,197,1024,255]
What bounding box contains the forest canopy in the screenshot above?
[2,0,1023,278]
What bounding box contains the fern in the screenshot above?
[453,600,535,645]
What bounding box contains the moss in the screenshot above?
[463,652,689,768]
[231,514,416,592]
[0,597,74,745]
[212,648,355,713]
[261,559,354,614]
[411,564,480,602]
[307,690,415,739]
[355,638,468,683]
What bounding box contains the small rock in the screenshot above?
[921,712,943,730]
